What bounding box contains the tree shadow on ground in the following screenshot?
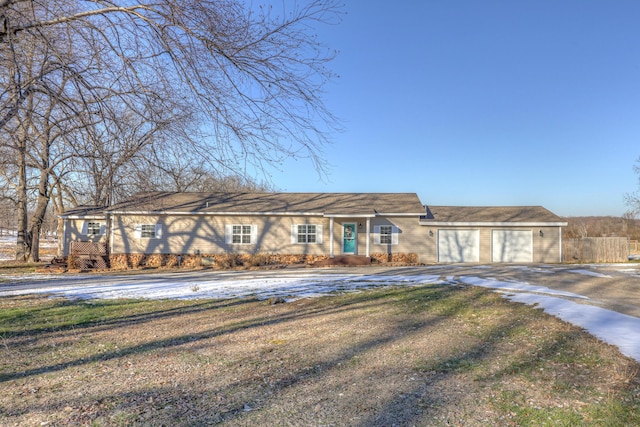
[2,284,639,426]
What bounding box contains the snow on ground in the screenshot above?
[0,234,58,261]
[567,269,613,278]
[505,292,640,364]
[461,275,640,362]
[0,273,445,301]
[458,276,590,300]
[0,235,16,261]
[1,266,640,362]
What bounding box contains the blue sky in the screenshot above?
[269,0,640,217]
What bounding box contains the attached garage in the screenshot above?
[491,230,532,263]
[420,205,567,264]
[438,229,479,262]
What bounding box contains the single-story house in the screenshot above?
[60,192,567,265]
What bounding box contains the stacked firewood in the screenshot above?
[370,252,419,264]
[107,253,330,270]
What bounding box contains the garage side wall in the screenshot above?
[534,226,563,263]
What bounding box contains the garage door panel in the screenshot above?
[492,230,532,263]
[438,230,479,263]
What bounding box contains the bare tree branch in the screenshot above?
[0,0,342,260]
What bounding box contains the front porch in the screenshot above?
[326,216,373,258]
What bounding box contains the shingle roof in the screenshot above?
[59,205,108,218]
[421,205,566,224]
[103,192,426,216]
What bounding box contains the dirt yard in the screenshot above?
[1,283,639,426]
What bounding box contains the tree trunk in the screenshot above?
[53,186,65,257]
[27,137,52,262]
[15,132,29,261]
[28,184,49,262]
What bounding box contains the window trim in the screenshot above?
[225,224,258,245]
[291,224,323,244]
[373,225,399,245]
[379,225,393,244]
[134,223,162,239]
[83,221,106,236]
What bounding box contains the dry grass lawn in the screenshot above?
[1,283,639,426]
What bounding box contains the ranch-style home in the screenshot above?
[60,192,567,266]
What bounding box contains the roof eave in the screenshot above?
[106,210,424,217]
[108,210,332,215]
[59,214,107,219]
[419,221,568,227]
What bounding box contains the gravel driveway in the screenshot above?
[421,263,640,318]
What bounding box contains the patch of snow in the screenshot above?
[567,269,612,278]
[504,293,640,362]
[458,276,589,300]
[616,268,640,276]
[507,265,556,273]
[40,240,59,249]
[0,273,445,302]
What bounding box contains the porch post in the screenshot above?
[329,217,334,258]
[365,217,371,257]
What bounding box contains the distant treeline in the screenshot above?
[563,216,640,240]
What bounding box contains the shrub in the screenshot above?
[67,252,78,269]
[247,253,271,267]
[218,253,242,269]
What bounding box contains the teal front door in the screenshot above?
[343,223,356,253]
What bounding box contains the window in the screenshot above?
[135,224,162,239]
[298,224,316,243]
[226,224,256,245]
[291,224,323,244]
[141,224,156,238]
[379,225,393,244]
[374,225,398,245]
[85,221,104,235]
[232,225,253,244]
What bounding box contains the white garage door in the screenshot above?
[492,230,533,263]
[438,230,480,263]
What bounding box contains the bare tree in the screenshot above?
[1,0,341,157]
[626,158,640,218]
[0,0,342,261]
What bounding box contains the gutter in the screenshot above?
[419,221,569,227]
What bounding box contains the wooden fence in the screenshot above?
[562,237,629,263]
